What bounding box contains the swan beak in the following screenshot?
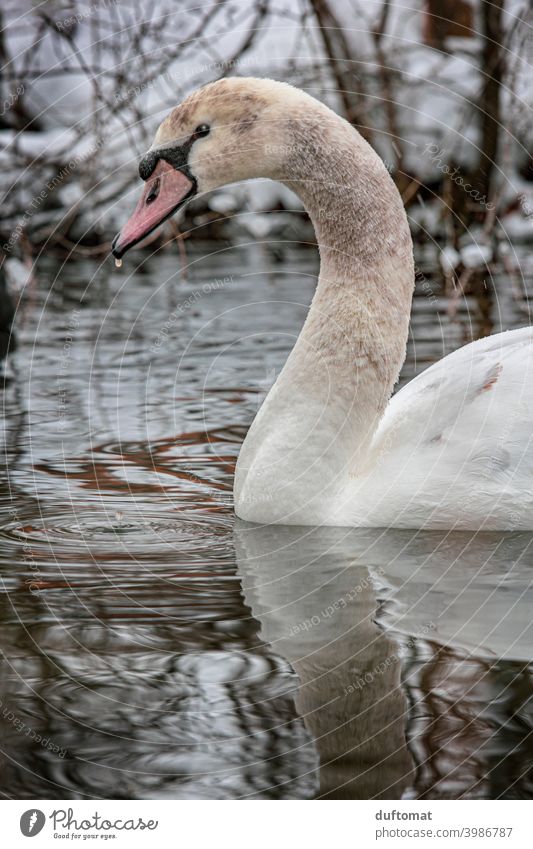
[112,160,195,259]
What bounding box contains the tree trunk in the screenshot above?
[309,0,374,144]
[475,0,505,202]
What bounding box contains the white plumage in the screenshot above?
[350,327,533,529]
[115,77,533,529]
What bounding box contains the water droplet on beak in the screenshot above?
[115,258,122,269]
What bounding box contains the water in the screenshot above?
[1,241,532,799]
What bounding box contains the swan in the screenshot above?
[113,77,533,530]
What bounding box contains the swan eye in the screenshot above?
[193,123,210,138]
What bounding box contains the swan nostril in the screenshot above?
[146,177,160,205]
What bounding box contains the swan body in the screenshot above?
[235,326,533,529]
[113,77,533,530]
[354,327,533,530]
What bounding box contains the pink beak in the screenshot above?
[112,160,195,259]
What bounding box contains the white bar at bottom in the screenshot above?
[3,799,529,848]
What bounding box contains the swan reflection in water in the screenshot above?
[237,523,533,799]
[235,523,414,799]
[1,521,533,798]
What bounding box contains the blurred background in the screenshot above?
[1,1,533,288]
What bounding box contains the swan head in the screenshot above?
[112,77,305,258]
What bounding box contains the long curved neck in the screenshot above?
[235,104,414,524]
[284,116,414,459]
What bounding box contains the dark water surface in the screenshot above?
[1,243,532,799]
